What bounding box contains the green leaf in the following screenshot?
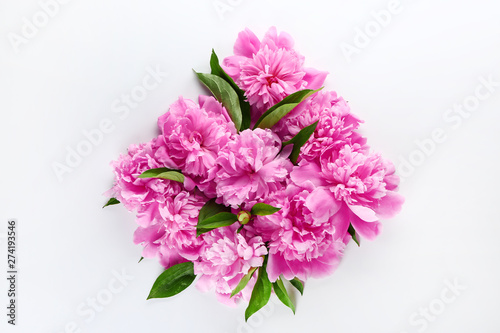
[138,168,184,183]
[103,197,120,208]
[198,199,231,224]
[273,277,296,314]
[282,121,319,164]
[195,71,242,131]
[147,262,196,300]
[253,88,322,129]
[209,49,226,78]
[348,224,360,246]
[197,212,238,236]
[209,50,251,130]
[250,203,281,216]
[230,267,258,298]
[138,257,144,263]
[197,199,233,236]
[245,256,272,321]
[289,278,304,296]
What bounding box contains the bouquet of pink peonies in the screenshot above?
[104,27,404,320]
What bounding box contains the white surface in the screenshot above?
[1,0,500,332]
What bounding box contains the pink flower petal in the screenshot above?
[350,211,382,241]
[234,28,261,57]
[348,204,379,222]
[376,192,405,219]
[261,26,294,50]
[267,253,294,282]
[305,188,341,223]
[290,161,325,187]
[303,67,328,90]
[330,206,351,239]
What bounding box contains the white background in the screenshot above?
[1,0,500,332]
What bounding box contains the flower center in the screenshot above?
[261,65,278,86]
[189,131,203,145]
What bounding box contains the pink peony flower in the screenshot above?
[253,184,345,282]
[274,90,367,162]
[133,191,208,268]
[223,27,328,117]
[214,128,293,208]
[194,224,267,306]
[106,137,183,222]
[156,95,236,196]
[104,27,406,311]
[291,144,404,240]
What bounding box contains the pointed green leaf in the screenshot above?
[245,256,272,321]
[273,277,296,314]
[197,199,232,236]
[147,262,196,300]
[195,71,242,131]
[282,121,319,164]
[210,50,251,130]
[289,278,304,296]
[250,203,281,216]
[209,49,226,78]
[253,88,322,129]
[138,168,184,183]
[348,224,360,246]
[198,199,231,223]
[197,212,238,236]
[138,257,144,263]
[103,197,120,208]
[231,267,258,298]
